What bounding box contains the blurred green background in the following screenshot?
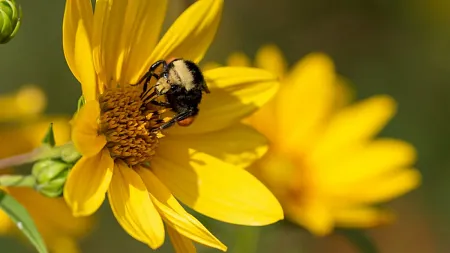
[0,0,448,252]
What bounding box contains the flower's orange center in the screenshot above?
[98,87,166,166]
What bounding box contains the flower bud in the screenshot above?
[0,0,21,43]
[37,171,69,198]
[32,159,70,197]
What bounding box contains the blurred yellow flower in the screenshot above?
[62,0,283,251]
[0,85,47,122]
[226,45,421,236]
[0,86,92,253]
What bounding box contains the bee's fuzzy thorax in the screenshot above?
[170,60,196,91]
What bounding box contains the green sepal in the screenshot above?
[77,95,86,112]
[60,144,82,163]
[0,189,48,253]
[41,123,56,147]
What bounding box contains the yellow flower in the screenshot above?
[0,86,92,253]
[0,85,46,122]
[62,0,283,251]
[225,45,421,236]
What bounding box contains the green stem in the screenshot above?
[0,175,35,187]
[337,229,378,253]
[232,227,261,253]
[0,142,74,170]
[0,149,40,169]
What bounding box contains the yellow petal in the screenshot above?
[92,0,167,86]
[226,52,251,67]
[334,207,394,228]
[90,0,109,88]
[0,117,71,159]
[167,227,197,253]
[0,210,13,234]
[120,0,167,84]
[248,150,296,196]
[108,162,164,249]
[276,53,336,152]
[321,139,417,186]
[247,98,278,142]
[138,168,226,251]
[71,100,106,157]
[47,237,81,253]
[202,61,222,71]
[335,169,421,204]
[333,76,355,109]
[91,0,126,86]
[0,85,47,121]
[287,199,333,236]
[63,0,97,101]
[167,67,279,135]
[312,95,396,160]
[8,187,92,252]
[162,124,267,168]
[10,187,92,234]
[244,101,280,142]
[151,155,284,226]
[146,0,223,65]
[64,149,113,216]
[255,44,287,79]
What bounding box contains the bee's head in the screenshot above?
[155,77,172,95]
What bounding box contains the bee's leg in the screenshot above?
[136,60,168,86]
[150,60,168,72]
[139,73,159,97]
[150,100,171,107]
[158,118,177,130]
[140,90,158,107]
[140,60,169,98]
[150,112,184,132]
[144,60,168,84]
[159,109,196,130]
[159,60,169,73]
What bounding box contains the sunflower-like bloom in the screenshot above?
[224,45,421,236]
[62,0,283,251]
[0,86,92,253]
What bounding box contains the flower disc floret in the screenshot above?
[98,87,164,166]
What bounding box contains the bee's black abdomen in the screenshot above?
[166,85,202,117]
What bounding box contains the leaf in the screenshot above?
[337,228,378,253]
[0,189,48,253]
[41,123,55,147]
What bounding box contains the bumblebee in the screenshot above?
[138,58,210,130]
